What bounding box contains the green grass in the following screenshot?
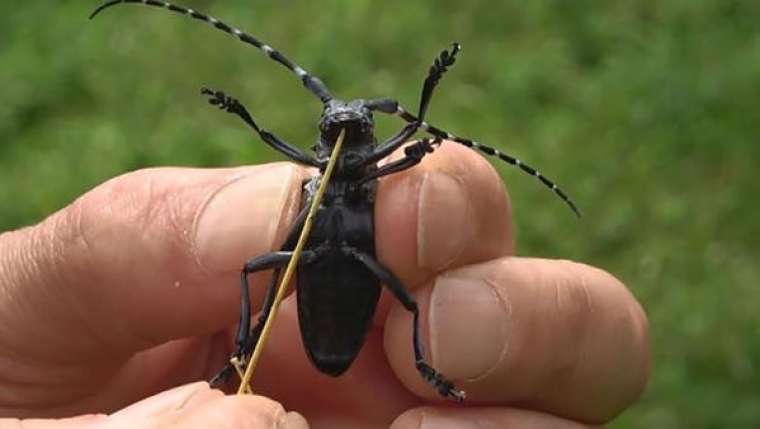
[2,1,759,427]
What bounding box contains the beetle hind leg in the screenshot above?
[210,249,317,388]
[410,302,466,402]
[343,245,465,402]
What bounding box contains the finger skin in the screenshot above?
[115,383,308,429]
[376,142,513,288]
[165,392,309,429]
[0,164,305,359]
[384,258,649,423]
[0,164,307,416]
[0,383,308,429]
[391,406,600,429]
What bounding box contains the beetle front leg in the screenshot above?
[363,43,460,165]
[201,87,322,168]
[342,246,465,402]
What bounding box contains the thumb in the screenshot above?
[0,383,309,429]
[0,163,305,362]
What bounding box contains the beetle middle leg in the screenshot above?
[210,196,315,385]
[358,138,442,184]
[342,245,465,402]
[210,249,322,386]
[210,252,289,386]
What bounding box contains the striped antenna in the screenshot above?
[394,106,581,217]
[90,0,333,103]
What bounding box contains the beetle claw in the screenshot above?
[209,364,234,387]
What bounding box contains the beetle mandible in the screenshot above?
[90,0,581,402]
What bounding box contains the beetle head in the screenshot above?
[318,99,374,147]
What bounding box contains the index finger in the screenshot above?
[384,258,649,423]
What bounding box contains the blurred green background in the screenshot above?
[2,1,758,427]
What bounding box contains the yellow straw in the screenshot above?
[236,129,346,395]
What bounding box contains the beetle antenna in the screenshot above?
[394,107,581,217]
[90,0,333,103]
[441,130,581,217]
[365,43,578,216]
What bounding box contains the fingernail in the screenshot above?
[429,275,510,380]
[417,172,472,270]
[194,164,300,273]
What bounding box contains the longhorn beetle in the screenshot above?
[90,0,580,402]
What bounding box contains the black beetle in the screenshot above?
[90,0,580,402]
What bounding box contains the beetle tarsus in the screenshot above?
[416,361,466,402]
[201,87,239,112]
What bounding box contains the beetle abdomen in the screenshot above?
[297,250,380,376]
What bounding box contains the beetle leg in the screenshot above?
[201,87,323,168]
[342,246,466,402]
[417,43,460,121]
[235,203,311,358]
[364,120,420,165]
[358,138,442,184]
[210,252,291,386]
[364,44,460,165]
[210,201,310,387]
[210,249,322,386]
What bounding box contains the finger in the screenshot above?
[132,385,308,429]
[391,406,599,429]
[0,163,306,361]
[377,141,514,284]
[0,383,308,429]
[384,258,649,424]
[149,386,308,429]
[0,414,109,429]
[110,382,221,421]
[374,141,513,319]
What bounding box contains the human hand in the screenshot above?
[0,143,648,428]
